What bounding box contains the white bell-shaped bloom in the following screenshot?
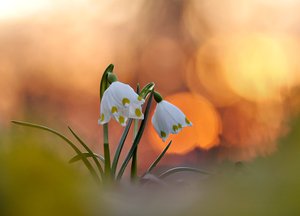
[152,100,192,141]
[98,81,145,126]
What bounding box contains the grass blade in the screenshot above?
[159,167,211,179]
[111,119,133,176]
[11,120,101,184]
[68,127,104,178]
[116,91,154,180]
[100,64,114,99]
[69,152,105,163]
[139,82,155,98]
[131,84,140,181]
[145,140,172,174]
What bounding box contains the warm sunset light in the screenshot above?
[2,1,300,214]
[0,0,51,20]
[187,39,241,107]
[221,34,300,102]
[149,92,221,154]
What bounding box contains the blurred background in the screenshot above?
[1,0,300,215]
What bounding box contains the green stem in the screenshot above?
[103,123,111,182]
[130,119,139,181]
[111,119,133,177]
[116,91,153,180]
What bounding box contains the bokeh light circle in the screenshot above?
[186,38,241,107]
[149,92,221,154]
[221,33,300,102]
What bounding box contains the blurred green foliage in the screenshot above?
[0,128,105,216]
[1,115,300,216]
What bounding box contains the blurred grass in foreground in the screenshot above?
[1,114,300,216]
[0,128,105,216]
[188,114,300,216]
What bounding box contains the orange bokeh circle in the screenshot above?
[148,92,221,154]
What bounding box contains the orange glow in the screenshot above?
[149,92,221,154]
[139,37,187,94]
[187,38,241,107]
[220,100,287,161]
[222,33,300,102]
[0,0,51,20]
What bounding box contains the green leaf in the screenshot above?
[100,64,114,100]
[159,167,211,179]
[68,127,104,179]
[145,140,172,174]
[139,82,155,99]
[111,119,133,176]
[116,91,154,180]
[11,120,101,184]
[69,152,105,163]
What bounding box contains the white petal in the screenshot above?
[98,108,111,125]
[99,81,146,126]
[109,81,138,107]
[152,104,171,141]
[159,102,182,134]
[129,104,144,120]
[151,100,192,141]
[99,92,112,125]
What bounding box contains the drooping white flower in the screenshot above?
[98,81,145,126]
[152,100,192,141]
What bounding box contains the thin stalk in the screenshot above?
[130,119,139,181]
[111,119,133,177]
[116,91,153,180]
[130,84,140,181]
[103,123,111,182]
[68,127,104,179]
[145,140,172,174]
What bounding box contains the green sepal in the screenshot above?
[153,91,163,103]
[107,73,118,83]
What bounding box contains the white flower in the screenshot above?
[98,81,145,126]
[152,100,192,141]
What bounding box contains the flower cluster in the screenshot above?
[12,64,203,186]
[99,79,192,141]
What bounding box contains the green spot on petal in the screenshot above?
[101,113,104,122]
[173,125,178,132]
[111,106,118,113]
[185,118,191,125]
[122,98,130,106]
[137,96,143,101]
[135,108,142,117]
[119,116,125,124]
[160,131,166,138]
[178,123,182,129]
